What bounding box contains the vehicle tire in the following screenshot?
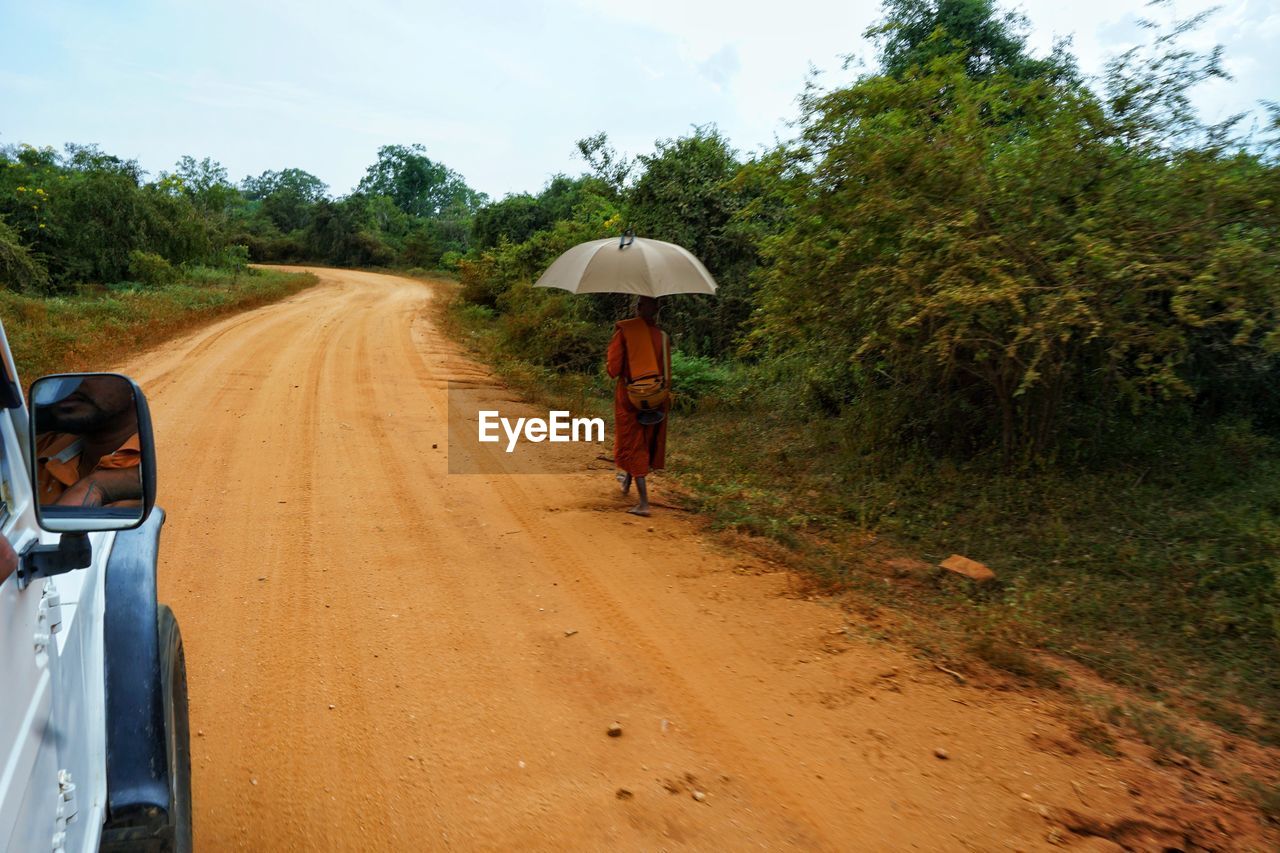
[158,604,193,853]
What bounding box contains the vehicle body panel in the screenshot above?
[0,327,114,853]
[0,370,62,853]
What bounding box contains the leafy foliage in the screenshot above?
[625,127,760,356]
[751,25,1279,460]
[472,194,549,250]
[0,143,227,288]
[0,216,48,292]
[669,351,732,412]
[357,144,487,218]
[241,168,328,232]
[127,250,177,286]
[575,133,633,195]
[869,0,1074,82]
[0,139,490,283]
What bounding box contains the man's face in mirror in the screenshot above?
[40,377,135,434]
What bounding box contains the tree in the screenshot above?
[356,144,485,218]
[471,193,548,249]
[1102,3,1233,151]
[626,127,755,355]
[241,168,328,233]
[753,38,1279,460]
[471,175,617,251]
[1,142,257,285]
[869,0,1074,82]
[62,144,144,181]
[536,174,613,223]
[0,217,49,293]
[305,196,393,267]
[575,133,633,195]
[628,127,741,261]
[401,224,441,268]
[241,168,327,202]
[166,156,237,216]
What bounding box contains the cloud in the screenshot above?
[698,44,741,92]
[2,0,1275,197]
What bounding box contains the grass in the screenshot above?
[1242,776,1280,824]
[2,265,317,378]
[1106,700,1218,767]
[668,399,1280,737]
[968,636,1064,688]
[443,292,1280,754]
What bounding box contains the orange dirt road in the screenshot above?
[116,268,1263,851]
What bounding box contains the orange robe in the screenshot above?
[36,432,141,503]
[606,320,670,478]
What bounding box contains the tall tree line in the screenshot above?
[0,142,488,291]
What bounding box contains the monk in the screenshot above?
[606,295,671,516]
[34,375,143,508]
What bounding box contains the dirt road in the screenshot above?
[118,268,1263,850]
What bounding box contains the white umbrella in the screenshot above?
[534,234,718,297]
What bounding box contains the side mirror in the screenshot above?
[27,373,157,533]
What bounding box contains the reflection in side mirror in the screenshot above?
[29,372,157,533]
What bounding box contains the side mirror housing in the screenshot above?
[27,373,157,533]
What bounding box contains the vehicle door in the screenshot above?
[0,388,63,852]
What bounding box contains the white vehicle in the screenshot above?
[0,322,191,853]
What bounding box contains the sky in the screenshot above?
[1,0,1276,200]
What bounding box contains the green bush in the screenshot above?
[751,47,1280,462]
[670,351,732,412]
[497,283,606,371]
[127,250,176,286]
[0,217,49,293]
[215,243,250,272]
[455,303,495,323]
[457,254,502,307]
[237,231,307,263]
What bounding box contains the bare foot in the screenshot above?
[627,505,651,517]
[616,472,632,495]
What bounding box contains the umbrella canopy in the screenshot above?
[534,235,718,297]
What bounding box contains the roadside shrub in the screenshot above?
[270,234,307,262]
[179,265,236,286]
[0,218,49,293]
[457,254,501,307]
[498,284,605,371]
[127,250,176,286]
[752,49,1280,462]
[670,351,732,412]
[215,243,250,272]
[455,303,495,324]
[350,230,395,267]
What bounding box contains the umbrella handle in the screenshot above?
[619,230,635,249]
